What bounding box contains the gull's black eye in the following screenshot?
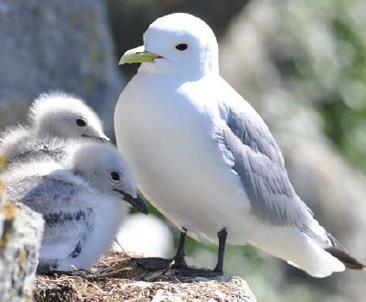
[175,43,188,51]
[76,118,87,127]
[111,171,121,182]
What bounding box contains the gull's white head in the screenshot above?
[120,13,219,78]
[69,142,148,214]
[29,92,109,141]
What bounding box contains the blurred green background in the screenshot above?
[1,0,366,301]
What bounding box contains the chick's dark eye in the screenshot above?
[175,43,188,51]
[111,171,120,181]
[76,118,87,127]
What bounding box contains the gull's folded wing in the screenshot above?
[216,84,313,227]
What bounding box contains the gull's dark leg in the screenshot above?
[172,228,187,268]
[213,228,227,274]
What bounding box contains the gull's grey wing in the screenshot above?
[217,94,313,227]
[6,175,94,259]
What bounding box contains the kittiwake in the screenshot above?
[115,13,364,277]
[3,142,148,272]
[0,92,109,166]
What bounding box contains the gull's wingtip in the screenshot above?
[325,247,365,271]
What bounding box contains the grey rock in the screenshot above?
[0,201,44,302]
[138,276,256,302]
[0,0,123,135]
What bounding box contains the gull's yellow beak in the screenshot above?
[119,45,161,65]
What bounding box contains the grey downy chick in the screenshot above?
[3,142,147,272]
[0,92,109,167]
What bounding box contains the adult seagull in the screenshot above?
[115,13,364,277]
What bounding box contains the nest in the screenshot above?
[35,253,143,301]
[33,252,245,302]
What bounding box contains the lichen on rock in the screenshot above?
[0,156,44,302]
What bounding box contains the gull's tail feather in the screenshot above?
[284,234,345,278]
[249,225,345,278]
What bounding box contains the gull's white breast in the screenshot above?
[115,73,251,243]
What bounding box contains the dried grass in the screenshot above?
[34,252,149,302]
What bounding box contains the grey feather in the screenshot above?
[11,136,66,164]
[37,260,59,273]
[6,175,94,260]
[219,103,313,227]
[0,127,67,166]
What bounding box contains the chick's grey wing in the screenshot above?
[6,175,94,259]
[8,136,66,165]
[40,205,94,261]
[218,101,313,227]
[6,175,77,212]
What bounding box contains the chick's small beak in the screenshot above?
[97,134,111,142]
[82,133,110,143]
[119,45,161,65]
[114,189,148,215]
